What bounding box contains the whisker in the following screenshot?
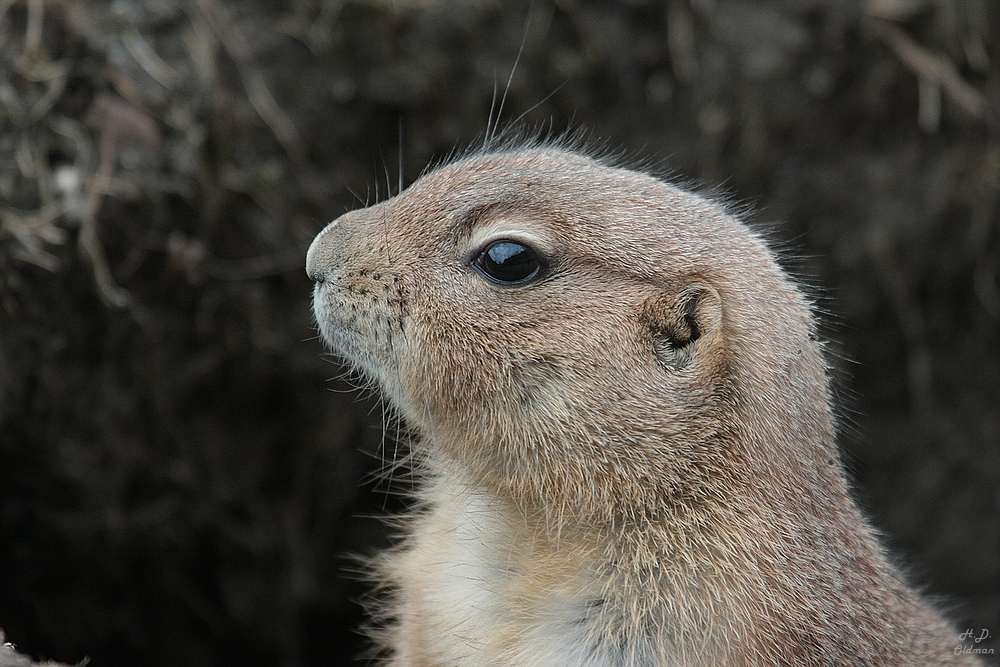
[398,116,405,196]
[346,185,366,207]
[484,74,500,149]
[487,11,532,148]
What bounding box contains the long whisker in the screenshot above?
[505,79,569,134]
[398,116,405,196]
[488,12,532,148]
[484,75,500,149]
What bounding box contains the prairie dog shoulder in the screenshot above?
[306,145,980,666]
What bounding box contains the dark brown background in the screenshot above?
[0,1,997,665]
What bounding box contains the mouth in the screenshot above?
[312,283,354,353]
[311,282,391,387]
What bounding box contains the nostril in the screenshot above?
[306,218,341,283]
[305,257,325,283]
[305,238,328,283]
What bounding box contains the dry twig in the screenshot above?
[80,93,162,308]
[192,0,310,170]
[878,21,989,130]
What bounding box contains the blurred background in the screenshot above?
[0,0,997,665]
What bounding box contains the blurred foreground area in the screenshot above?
[0,0,997,665]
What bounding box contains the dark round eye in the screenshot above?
[473,240,542,285]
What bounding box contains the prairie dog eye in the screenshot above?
[473,240,542,285]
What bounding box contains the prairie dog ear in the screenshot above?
[642,283,723,371]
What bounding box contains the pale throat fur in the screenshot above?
[305,145,981,666]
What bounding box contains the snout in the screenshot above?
[305,219,339,282]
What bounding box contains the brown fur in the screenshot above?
[306,145,980,666]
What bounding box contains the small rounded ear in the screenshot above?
[642,283,723,371]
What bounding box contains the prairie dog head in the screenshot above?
[306,146,833,518]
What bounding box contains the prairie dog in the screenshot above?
[306,145,980,666]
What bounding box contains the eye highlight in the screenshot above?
[473,240,543,285]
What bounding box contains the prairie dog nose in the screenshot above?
[305,220,339,282]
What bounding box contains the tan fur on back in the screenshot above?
[306,145,980,666]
